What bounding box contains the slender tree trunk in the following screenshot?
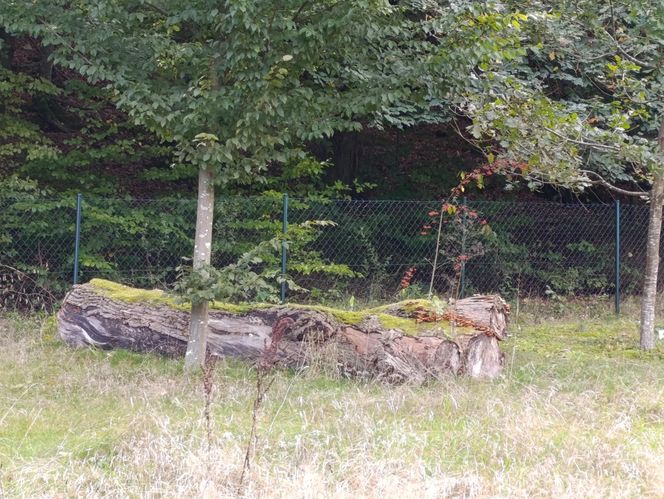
[639,121,664,350]
[185,166,215,370]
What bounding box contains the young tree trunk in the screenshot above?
[639,121,664,350]
[185,166,215,370]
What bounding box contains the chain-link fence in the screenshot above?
[0,193,651,311]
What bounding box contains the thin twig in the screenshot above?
[202,352,217,455]
[428,205,446,298]
[542,127,622,152]
[0,263,58,311]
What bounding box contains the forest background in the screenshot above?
[1,2,662,353]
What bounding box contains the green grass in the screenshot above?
[2,310,664,497]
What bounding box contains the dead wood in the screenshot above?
[57,282,509,381]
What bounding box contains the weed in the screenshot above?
[202,352,217,454]
[238,316,294,491]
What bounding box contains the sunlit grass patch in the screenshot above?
[1,311,664,497]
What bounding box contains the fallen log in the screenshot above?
[57,279,509,381]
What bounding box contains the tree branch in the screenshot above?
[143,2,168,17]
[292,1,310,22]
[601,28,657,70]
[579,170,650,198]
[543,127,622,152]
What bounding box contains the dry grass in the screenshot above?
[2,307,664,498]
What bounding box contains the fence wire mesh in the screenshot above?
[0,193,651,311]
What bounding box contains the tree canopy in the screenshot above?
[1,1,447,186]
[465,0,664,194]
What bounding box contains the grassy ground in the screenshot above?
[2,303,664,498]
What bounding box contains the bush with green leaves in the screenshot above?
[173,220,353,305]
[0,178,75,310]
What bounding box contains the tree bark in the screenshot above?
[639,121,664,350]
[58,282,510,381]
[185,166,215,370]
[331,132,360,184]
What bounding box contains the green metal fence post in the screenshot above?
[280,193,289,303]
[460,196,467,299]
[73,193,82,285]
[615,199,621,315]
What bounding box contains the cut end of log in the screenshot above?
[462,335,504,379]
[57,281,509,382]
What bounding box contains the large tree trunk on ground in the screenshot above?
[640,121,664,350]
[57,282,510,381]
[186,166,215,371]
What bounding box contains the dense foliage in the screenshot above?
[1,1,662,348]
[464,0,664,192]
